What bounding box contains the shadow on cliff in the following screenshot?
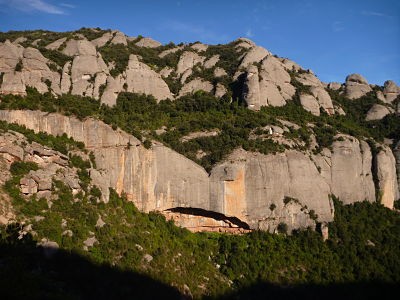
[0,226,183,300]
[211,281,399,300]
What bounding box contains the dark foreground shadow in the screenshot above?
[214,281,400,300]
[0,227,183,300]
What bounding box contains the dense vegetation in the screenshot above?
[0,122,399,298]
[1,86,398,171]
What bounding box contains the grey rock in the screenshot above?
[383,80,400,103]
[376,145,399,208]
[91,32,113,48]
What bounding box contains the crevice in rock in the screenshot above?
[165,207,250,230]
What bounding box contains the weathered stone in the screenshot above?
[0,72,26,95]
[91,31,113,48]
[100,74,125,106]
[191,43,208,52]
[158,46,184,58]
[204,55,219,69]
[300,93,320,116]
[45,37,67,50]
[179,78,213,97]
[0,40,24,72]
[176,51,205,75]
[328,82,342,90]
[214,67,227,77]
[215,83,227,98]
[12,37,27,45]
[60,61,72,94]
[345,73,372,99]
[135,37,162,48]
[376,146,399,208]
[110,31,127,46]
[159,66,173,78]
[383,80,400,103]
[20,177,38,194]
[125,54,172,101]
[238,46,270,70]
[365,104,392,121]
[310,86,334,115]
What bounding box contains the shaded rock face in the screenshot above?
[376,146,399,209]
[345,73,372,99]
[1,110,398,233]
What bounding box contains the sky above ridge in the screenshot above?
[0,0,399,85]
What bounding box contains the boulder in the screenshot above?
[383,80,400,103]
[178,78,213,97]
[365,104,392,121]
[345,73,372,99]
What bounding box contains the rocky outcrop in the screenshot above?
[313,136,375,204]
[345,74,372,99]
[125,54,172,101]
[0,41,60,95]
[365,104,392,121]
[1,110,398,233]
[179,78,213,97]
[110,31,127,46]
[190,43,208,52]
[242,56,295,110]
[62,39,109,97]
[238,46,270,70]
[91,32,113,48]
[45,37,67,50]
[176,51,205,75]
[376,146,399,209]
[135,37,162,48]
[383,80,400,103]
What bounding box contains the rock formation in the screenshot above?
[0,110,398,233]
[345,74,372,99]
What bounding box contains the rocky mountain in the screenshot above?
[0,28,399,236]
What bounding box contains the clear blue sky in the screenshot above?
[0,0,399,85]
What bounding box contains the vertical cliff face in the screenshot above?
[0,110,398,232]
